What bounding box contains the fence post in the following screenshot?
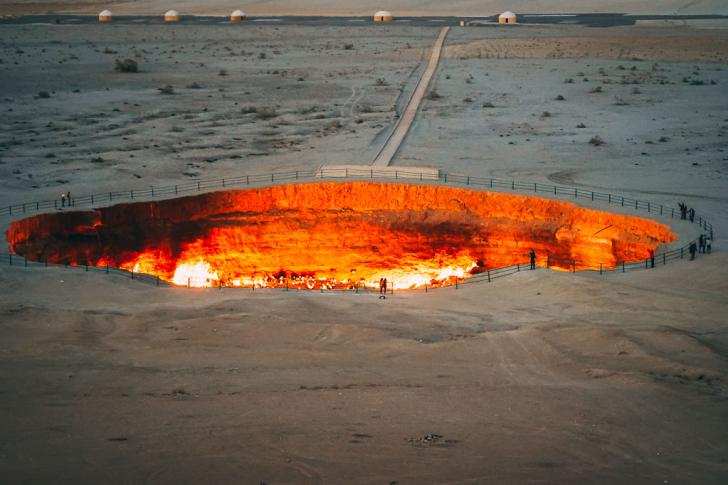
[591,191,594,201]
[187,277,190,288]
[660,205,663,215]
[599,263,602,275]
[425,284,427,293]
[622,262,625,272]
[246,175,249,185]
[131,269,134,279]
[467,176,470,185]
[151,186,155,197]
[621,196,624,206]
[635,199,638,210]
[222,179,225,187]
[680,247,684,259]
[645,259,648,269]
[105,264,109,274]
[197,181,201,191]
[512,181,515,190]
[175,185,178,195]
[517,264,520,272]
[534,183,537,192]
[109,192,112,201]
[546,255,550,268]
[444,173,447,183]
[455,278,458,289]
[663,253,666,265]
[490,178,493,188]
[91,194,94,205]
[608,194,611,203]
[157,276,160,287]
[487,270,491,282]
[131,190,134,200]
[553,186,556,195]
[295,171,299,179]
[574,188,577,198]
[671,207,674,218]
[572,260,575,273]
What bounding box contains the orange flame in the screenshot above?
[6,182,676,289]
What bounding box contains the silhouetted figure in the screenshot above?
[679,202,687,220]
[379,277,387,299]
[66,191,71,206]
[706,235,712,254]
[689,242,697,260]
[60,192,66,208]
[529,249,536,270]
[648,248,655,268]
[689,208,695,223]
[699,234,705,253]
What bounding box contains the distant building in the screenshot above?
[230,10,246,22]
[499,11,517,24]
[374,10,393,22]
[98,9,112,22]
[164,10,180,22]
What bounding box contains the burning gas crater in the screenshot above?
[7,182,675,289]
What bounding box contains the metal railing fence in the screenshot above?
[0,168,714,292]
[0,167,714,235]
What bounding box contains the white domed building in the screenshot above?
[498,11,517,24]
[164,10,180,22]
[374,10,393,22]
[99,9,112,22]
[230,9,246,22]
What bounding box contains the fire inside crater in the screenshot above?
[6,182,676,289]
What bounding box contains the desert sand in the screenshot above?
[2,0,728,16]
[1,17,727,484]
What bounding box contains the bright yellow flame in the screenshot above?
[172,259,220,287]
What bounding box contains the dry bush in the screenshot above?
[114,58,138,73]
[157,85,175,95]
[589,136,605,146]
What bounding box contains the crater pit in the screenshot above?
[6,182,676,289]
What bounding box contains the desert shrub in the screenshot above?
[218,69,227,76]
[658,136,669,143]
[258,52,267,59]
[157,85,175,95]
[36,91,51,99]
[426,90,442,100]
[464,97,473,103]
[343,43,354,50]
[482,101,495,108]
[564,78,574,83]
[241,106,258,114]
[589,136,605,146]
[589,86,602,93]
[103,47,118,54]
[631,87,642,94]
[114,58,138,73]
[613,97,629,106]
[255,107,278,120]
[576,122,586,128]
[375,78,388,86]
[555,95,565,101]
[541,111,551,118]
[187,82,202,89]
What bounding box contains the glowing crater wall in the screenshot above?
[6,182,676,288]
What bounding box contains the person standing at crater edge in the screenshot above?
[529,249,536,270]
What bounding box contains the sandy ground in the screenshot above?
[2,0,728,16]
[1,22,727,483]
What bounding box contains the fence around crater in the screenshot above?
[0,168,715,291]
